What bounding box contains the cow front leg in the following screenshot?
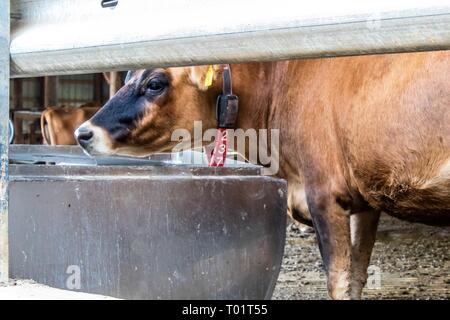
[306,187,353,300]
[350,209,381,299]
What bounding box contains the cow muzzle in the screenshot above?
[75,122,113,155]
[75,125,94,148]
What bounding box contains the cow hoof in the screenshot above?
[328,272,354,300]
[299,224,315,234]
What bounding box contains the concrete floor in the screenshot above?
[0,279,117,300]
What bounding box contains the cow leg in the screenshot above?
[350,209,381,299]
[306,186,353,300]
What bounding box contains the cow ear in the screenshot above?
[189,65,223,91]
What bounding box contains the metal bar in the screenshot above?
[10,0,450,77]
[0,0,10,283]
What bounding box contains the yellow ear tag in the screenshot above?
[204,65,214,88]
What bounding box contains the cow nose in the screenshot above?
[75,126,94,148]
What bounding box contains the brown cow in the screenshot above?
[75,51,450,299]
[41,102,100,145]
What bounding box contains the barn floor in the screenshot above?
[0,280,117,300]
[273,214,450,300]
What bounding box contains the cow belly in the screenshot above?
[384,210,450,226]
[360,159,450,227]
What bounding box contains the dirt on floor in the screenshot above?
[273,214,450,300]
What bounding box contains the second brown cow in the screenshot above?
[41,102,100,145]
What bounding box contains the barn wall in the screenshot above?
[9,74,109,144]
[9,74,109,110]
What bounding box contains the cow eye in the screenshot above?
[147,79,166,93]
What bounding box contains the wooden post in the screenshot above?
[12,79,22,109]
[44,76,58,107]
[13,116,23,144]
[0,0,10,283]
[108,72,122,98]
[38,77,45,110]
[93,73,104,104]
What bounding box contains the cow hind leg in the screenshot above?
[350,209,381,299]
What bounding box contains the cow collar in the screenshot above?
[207,64,239,167]
[216,64,239,129]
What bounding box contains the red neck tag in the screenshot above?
[207,128,228,167]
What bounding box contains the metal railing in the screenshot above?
[9,0,450,77]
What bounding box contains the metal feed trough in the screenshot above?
[8,145,287,299]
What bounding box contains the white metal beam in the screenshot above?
[10,0,450,77]
[0,0,10,283]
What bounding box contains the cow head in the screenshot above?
[75,66,225,156]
